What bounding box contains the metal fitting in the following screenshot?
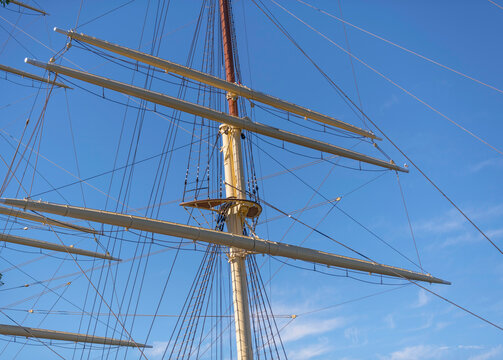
[226,91,238,101]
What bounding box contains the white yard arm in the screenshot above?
[1,198,449,285]
[25,58,407,172]
[0,64,70,88]
[54,27,379,140]
[0,233,119,261]
[0,324,150,347]
[9,1,48,15]
[0,205,98,234]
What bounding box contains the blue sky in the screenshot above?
[0,1,502,359]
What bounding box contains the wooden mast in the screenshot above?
[218,1,254,359]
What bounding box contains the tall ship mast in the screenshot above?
[0,1,501,359]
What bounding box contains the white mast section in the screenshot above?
[53,28,380,140]
[0,199,450,285]
[0,205,98,234]
[0,64,70,89]
[0,324,150,347]
[0,233,119,260]
[25,58,408,172]
[221,123,254,359]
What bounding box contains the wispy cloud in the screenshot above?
[468,345,503,360]
[458,345,484,350]
[414,211,465,236]
[384,314,395,329]
[380,94,399,112]
[288,339,333,360]
[435,321,450,330]
[414,205,503,248]
[380,344,502,360]
[383,345,449,360]
[441,226,503,248]
[344,326,365,346]
[281,316,345,343]
[469,158,503,173]
[413,289,430,308]
[416,205,503,234]
[407,315,434,332]
[271,284,339,316]
[487,228,503,239]
[147,341,169,358]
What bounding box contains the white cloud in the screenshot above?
[407,315,434,332]
[469,345,503,360]
[440,227,503,248]
[440,232,479,247]
[281,316,345,343]
[271,285,340,316]
[487,228,503,239]
[380,94,399,112]
[458,345,484,350]
[344,327,361,345]
[414,210,465,235]
[413,289,430,308]
[384,314,395,329]
[416,205,503,236]
[434,321,450,330]
[147,341,169,358]
[413,205,503,248]
[384,345,449,360]
[472,205,503,220]
[469,158,503,173]
[288,340,333,360]
[381,344,501,360]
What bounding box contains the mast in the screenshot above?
[12,6,450,356]
[218,1,254,359]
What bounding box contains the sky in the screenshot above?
[0,0,502,359]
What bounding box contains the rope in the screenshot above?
[395,172,423,270]
[487,0,503,11]
[255,0,503,257]
[296,0,503,96]
[271,0,503,157]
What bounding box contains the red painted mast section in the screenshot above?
[219,0,239,117]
